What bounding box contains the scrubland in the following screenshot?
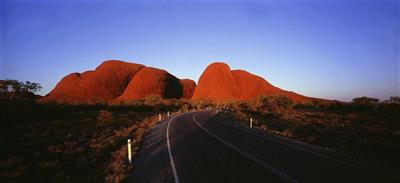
[218,96,400,165]
[1,92,399,182]
[0,95,194,183]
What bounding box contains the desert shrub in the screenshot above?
[97,110,114,125]
[296,100,359,114]
[162,98,185,111]
[229,100,249,112]
[144,95,161,105]
[105,144,133,183]
[161,99,174,106]
[281,128,294,138]
[123,99,145,106]
[247,95,294,114]
[191,99,214,110]
[352,96,380,105]
[144,95,162,110]
[294,102,311,109]
[382,96,400,104]
[260,125,268,131]
[180,104,190,112]
[274,95,295,110]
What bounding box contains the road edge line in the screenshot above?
[192,112,300,183]
[213,114,376,172]
[167,114,181,183]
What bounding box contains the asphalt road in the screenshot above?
[130,110,398,183]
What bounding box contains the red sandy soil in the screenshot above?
[192,62,314,102]
[116,67,183,100]
[180,79,197,99]
[38,60,144,104]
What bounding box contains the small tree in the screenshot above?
[388,96,400,104]
[0,79,42,99]
[352,97,380,105]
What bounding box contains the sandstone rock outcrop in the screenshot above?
[192,62,313,102]
[180,79,197,99]
[39,60,144,104]
[41,60,315,104]
[192,62,237,100]
[116,67,183,100]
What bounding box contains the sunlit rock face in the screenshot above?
[39,60,144,104]
[40,60,314,104]
[192,62,238,101]
[116,67,183,100]
[193,62,314,102]
[40,60,197,104]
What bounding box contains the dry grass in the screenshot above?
[0,96,204,182]
[0,101,162,183]
[220,96,400,165]
[104,116,159,183]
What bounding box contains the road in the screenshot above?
[130,110,398,183]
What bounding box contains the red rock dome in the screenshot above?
[39,60,144,104]
[116,67,183,100]
[193,62,314,102]
[180,79,197,99]
[40,60,316,104]
[192,62,238,101]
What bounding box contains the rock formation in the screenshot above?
[180,79,197,99]
[40,60,315,104]
[116,67,183,100]
[40,60,197,104]
[192,62,237,100]
[192,62,313,102]
[39,60,144,104]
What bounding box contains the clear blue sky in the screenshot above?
[1,1,399,101]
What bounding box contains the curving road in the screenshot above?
[130,110,398,183]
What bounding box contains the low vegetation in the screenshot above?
[0,99,162,182]
[0,80,196,182]
[218,95,400,165]
[1,79,399,181]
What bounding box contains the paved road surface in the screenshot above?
[130,110,398,183]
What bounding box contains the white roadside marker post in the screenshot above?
[159,114,162,121]
[127,139,132,163]
[250,118,253,128]
[178,109,181,113]
[167,111,170,116]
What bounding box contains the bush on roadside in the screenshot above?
[247,95,294,114]
[144,95,162,110]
